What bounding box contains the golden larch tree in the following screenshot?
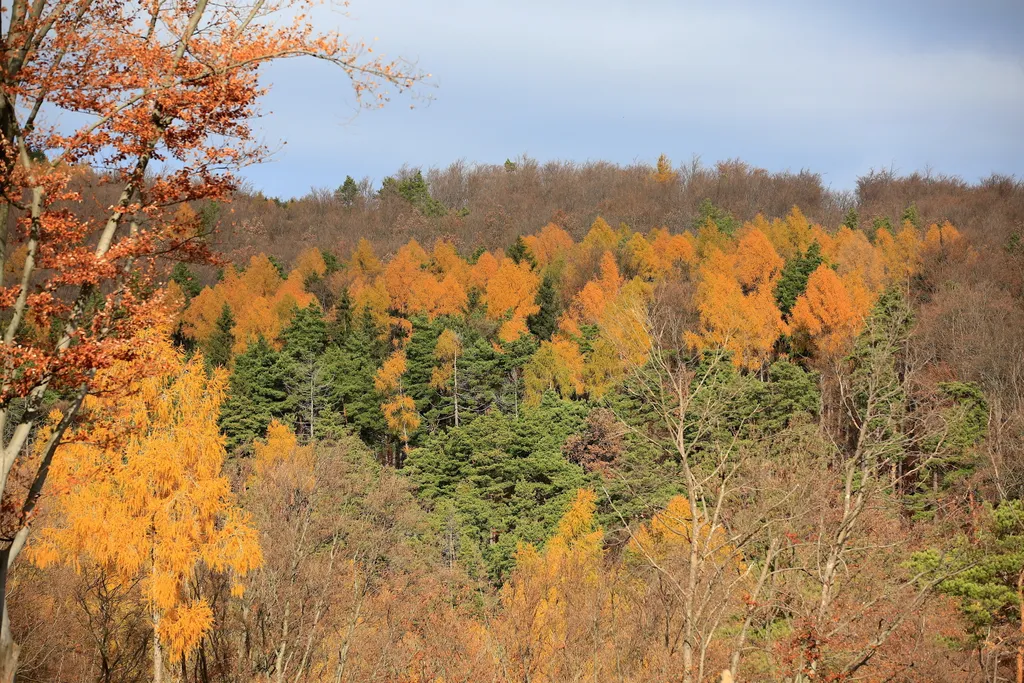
[484,257,541,342]
[0,0,423,670]
[32,343,261,682]
[687,250,786,369]
[523,223,575,268]
[790,264,873,356]
[495,489,607,682]
[374,350,420,459]
[524,337,586,404]
[431,329,463,426]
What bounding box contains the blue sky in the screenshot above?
[242,0,1024,199]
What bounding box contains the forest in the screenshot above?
[2,0,1023,681]
[10,160,1024,682]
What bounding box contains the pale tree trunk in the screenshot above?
[153,610,163,683]
[452,354,459,427]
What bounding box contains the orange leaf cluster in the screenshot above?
[790,265,873,356]
[181,255,316,352]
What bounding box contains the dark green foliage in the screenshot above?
[197,201,220,234]
[220,335,292,449]
[871,215,893,237]
[684,353,820,453]
[907,381,988,519]
[842,207,859,230]
[403,317,446,433]
[527,272,559,341]
[405,393,590,581]
[335,175,360,206]
[381,171,447,217]
[846,287,914,464]
[506,236,535,267]
[279,304,328,361]
[401,317,536,431]
[693,198,739,236]
[303,271,334,311]
[468,246,487,264]
[267,254,286,278]
[901,203,921,228]
[913,500,1024,639]
[329,288,353,343]
[494,335,537,415]
[278,304,332,439]
[170,262,202,300]
[205,304,235,370]
[320,310,388,445]
[774,242,824,316]
[322,250,341,274]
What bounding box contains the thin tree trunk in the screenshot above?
[153,608,163,683]
[0,547,18,683]
[452,354,459,427]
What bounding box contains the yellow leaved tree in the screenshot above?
[686,247,787,369]
[374,349,421,464]
[494,489,609,682]
[790,264,873,357]
[431,329,464,427]
[32,340,261,682]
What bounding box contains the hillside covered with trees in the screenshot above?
[1,0,1023,680]
[11,157,1024,682]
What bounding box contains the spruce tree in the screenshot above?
[219,335,292,449]
[279,305,330,440]
[404,393,589,581]
[774,242,824,316]
[335,175,360,206]
[842,207,859,231]
[321,309,388,445]
[506,236,536,267]
[170,262,202,300]
[279,303,328,361]
[527,272,559,340]
[205,303,235,369]
[901,202,921,228]
[267,254,286,278]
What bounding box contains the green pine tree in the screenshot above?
[906,381,988,520]
[279,303,328,361]
[527,272,559,340]
[320,309,388,445]
[506,236,536,267]
[842,207,859,231]
[219,335,292,449]
[912,500,1024,648]
[692,198,739,236]
[335,175,360,206]
[267,254,286,278]
[405,393,590,582]
[774,242,824,316]
[205,303,235,369]
[170,262,202,300]
[901,202,921,228]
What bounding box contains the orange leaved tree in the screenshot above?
[0,0,424,675]
[31,342,261,682]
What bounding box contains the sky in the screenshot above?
[241,0,1024,200]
